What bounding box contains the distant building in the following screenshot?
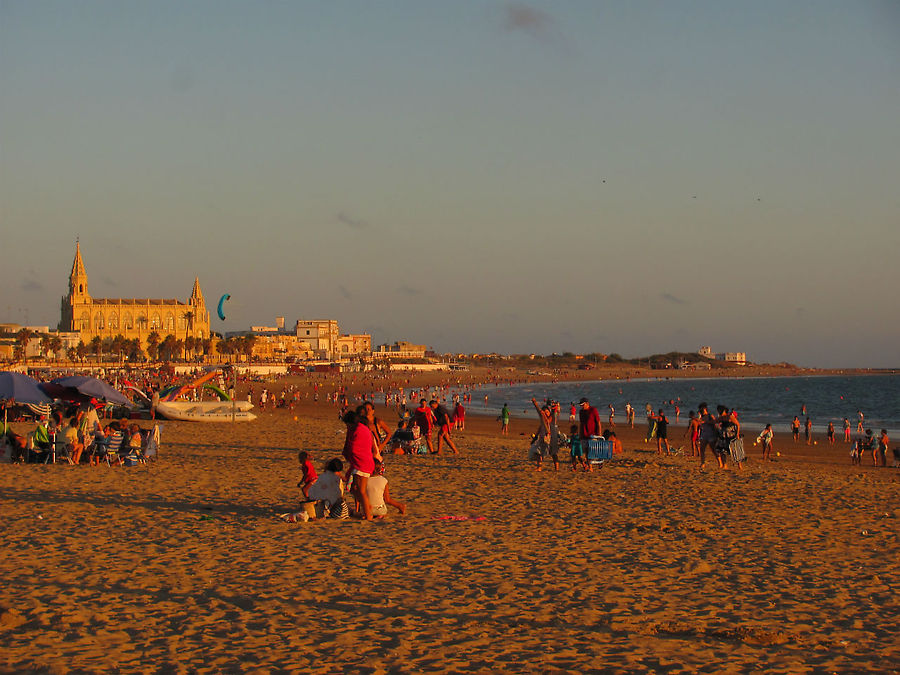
[235,317,370,361]
[717,352,747,365]
[698,346,713,357]
[58,242,211,350]
[372,341,428,360]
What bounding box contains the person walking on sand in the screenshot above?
[608,404,615,428]
[569,403,577,424]
[499,403,510,435]
[857,410,864,433]
[843,418,851,443]
[454,400,466,430]
[757,424,775,461]
[697,403,719,468]
[804,417,813,445]
[431,399,459,455]
[683,410,700,458]
[827,421,835,446]
[655,409,670,456]
[645,406,657,443]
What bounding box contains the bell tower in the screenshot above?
[60,241,91,331]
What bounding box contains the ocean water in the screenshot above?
[457,374,900,435]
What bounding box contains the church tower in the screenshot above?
[59,241,90,331]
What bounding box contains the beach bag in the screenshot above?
[729,437,746,463]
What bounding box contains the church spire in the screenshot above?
[190,277,205,306]
[69,240,88,298]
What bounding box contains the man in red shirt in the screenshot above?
[579,397,602,439]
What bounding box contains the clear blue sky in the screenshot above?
[2,1,898,367]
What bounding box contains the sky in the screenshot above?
[2,1,899,368]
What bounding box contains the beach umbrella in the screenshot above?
[0,372,52,431]
[0,372,52,405]
[50,375,134,407]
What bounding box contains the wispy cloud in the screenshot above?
[21,278,43,292]
[337,212,369,230]
[101,275,118,287]
[502,3,572,52]
[338,285,353,301]
[661,293,687,305]
[397,285,422,296]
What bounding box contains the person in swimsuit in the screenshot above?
[827,422,835,445]
[697,403,720,468]
[683,410,701,457]
[757,424,774,461]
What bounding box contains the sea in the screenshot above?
[452,374,900,435]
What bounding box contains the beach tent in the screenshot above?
[0,372,53,454]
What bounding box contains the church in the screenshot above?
[58,242,211,348]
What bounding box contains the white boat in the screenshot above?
[155,401,257,422]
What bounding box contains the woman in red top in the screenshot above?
[342,410,377,520]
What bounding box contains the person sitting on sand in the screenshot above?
[297,450,318,498]
[366,460,406,518]
[308,458,348,519]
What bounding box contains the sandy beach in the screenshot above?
[2,376,899,673]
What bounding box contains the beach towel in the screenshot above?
[729,437,746,463]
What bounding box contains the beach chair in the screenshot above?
[143,424,161,462]
[585,437,613,465]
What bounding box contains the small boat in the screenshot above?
[155,401,257,422]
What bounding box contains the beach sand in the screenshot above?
[1,390,898,673]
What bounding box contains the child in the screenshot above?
[568,424,590,472]
[365,460,406,518]
[308,458,348,519]
[297,450,318,498]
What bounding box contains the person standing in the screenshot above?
[655,409,670,456]
[683,410,701,458]
[578,397,602,441]
[625,402,635,428]
[607,404,615,428]
[454,400,466,430]
[414,399,436,454]
[757,424,775,461]
[804,417,813,445]
[877,429,889,467]
[827,421,835,445]
[697,403,719,468]
[499,403,510,435]
[857,410,864,433]
[843,418,852,443]
[791,416,801,442]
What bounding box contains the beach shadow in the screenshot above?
[1,486,275,518]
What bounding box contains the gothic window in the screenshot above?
[79,311,90,331]
[109,313,119,330]
[150,313,161,330]
[95,313,105,330]
[164,313,175,331]
[123,313,133,330]
[178,315,187,330]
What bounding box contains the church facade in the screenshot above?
[58,242,211,349]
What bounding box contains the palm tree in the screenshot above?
[75,341,88,364]
[146,331,161,362]
[15,328,33,365]
[49,336,63,364]
[90,336,103,363]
